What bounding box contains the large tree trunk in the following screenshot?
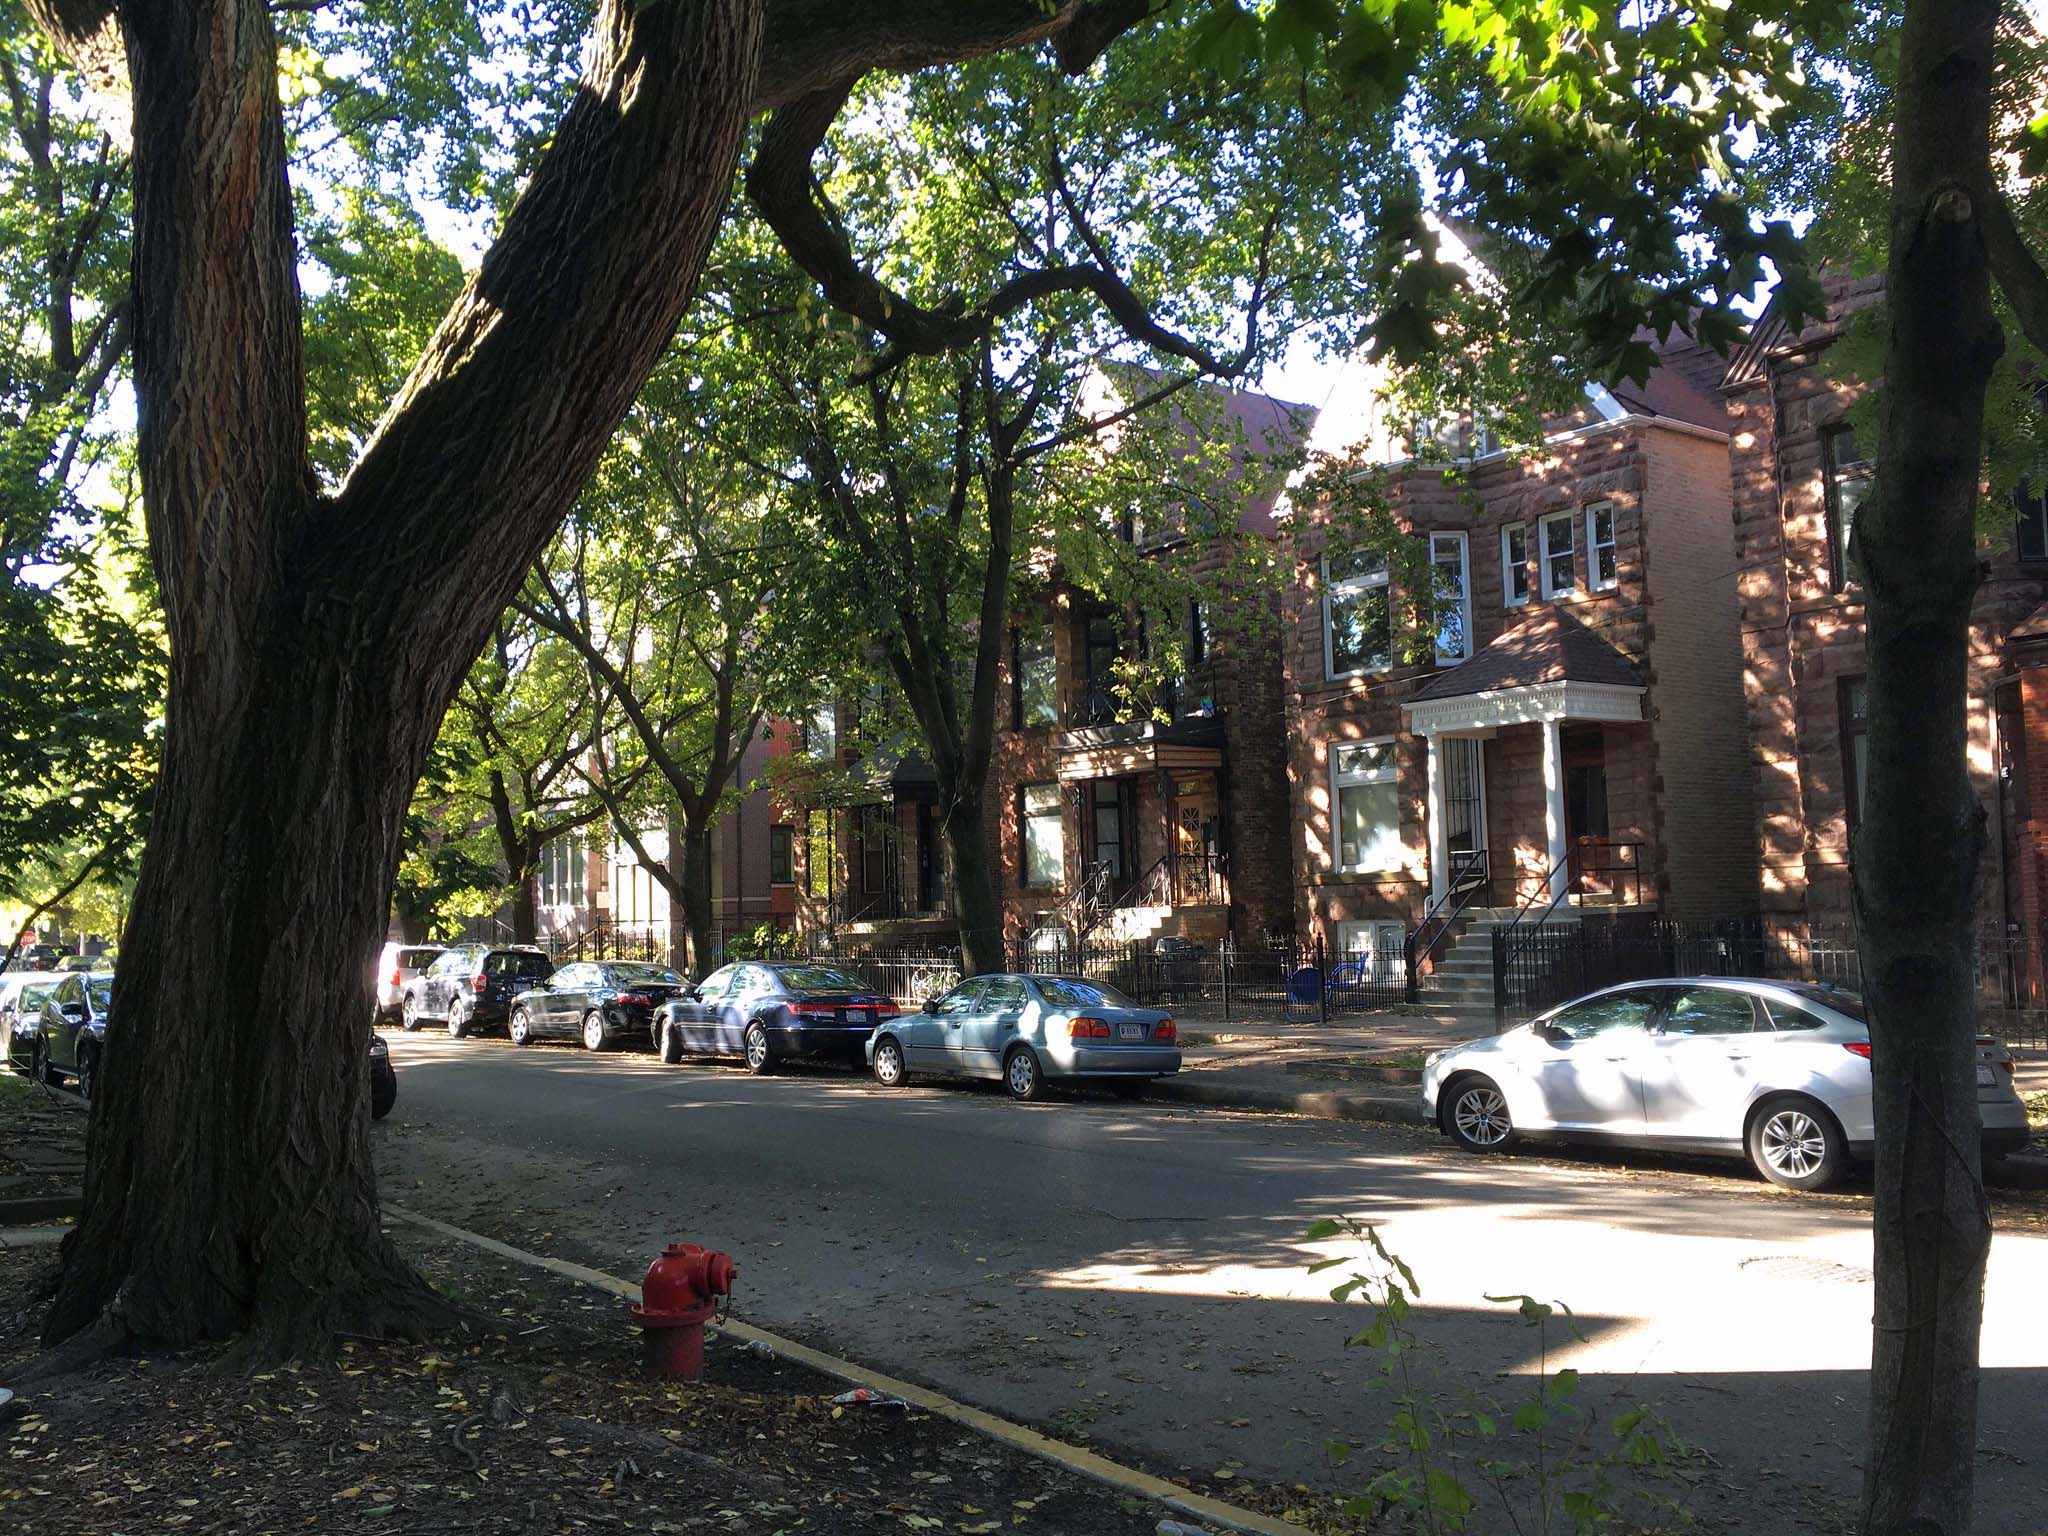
[46,0,763,1358]
[944,790,1003,976]
[676,818,718,979]
[1859,4,2000,1531]
[488,771,541,942]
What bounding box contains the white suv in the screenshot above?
[374,942,446,1024]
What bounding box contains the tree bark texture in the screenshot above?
[1859,4,2000,1531]
[48,0,764,1356]
[676,819,717,978]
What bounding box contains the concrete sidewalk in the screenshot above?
[1148,1014,1468,1127]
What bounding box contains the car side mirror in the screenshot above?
[61,1003,85,1021]
[922,997,940,1014]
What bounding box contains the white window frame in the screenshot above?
[1585,501,1618,592]
[1322,551,1393,680]
[1329,737,1403,874]
[1335,920,1408,982]
[1430,531,1471,663]
[1501,523,1530,608]
[1539,511,1579,601]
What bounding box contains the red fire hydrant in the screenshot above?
[631,1242,738,1382]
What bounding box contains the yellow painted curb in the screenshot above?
[386,1203,1311,1536]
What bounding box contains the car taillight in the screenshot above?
[617,992,651,1007]
[472,975,487,993]
[1844,1042,1873,1059]
[874,1000,900,1017]
[1155,1018,1176,1041]
[1068,1017,1110,1039]
[791,1002,835,1020]
[389,967,401,986]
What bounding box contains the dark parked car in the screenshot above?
[403,944,554,1037]
[508,961,689,1050]
[653,962,901,1073]
[3,971,57,1074]
[33,971,113,1102]
[369,1032,397,1120]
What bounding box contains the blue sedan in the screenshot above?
[867,973,1181,1101]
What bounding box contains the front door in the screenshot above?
[1638,984,1765,1140]
[1441,737,1487,887]
[1563,726,1612,897]
[1173,776,1220,902]
[1089,779,1133,891]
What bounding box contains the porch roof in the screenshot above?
[1404,608,1644,735]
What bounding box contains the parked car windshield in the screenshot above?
[612,964,683,985]
[1033,977,1135,1010]
[486,952,553,981]
[772,966,867,993]
[398,947,443,969]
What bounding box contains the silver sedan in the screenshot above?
[867,973,1181,1101]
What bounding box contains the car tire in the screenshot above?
[582,1010,609,1052]
[1747,1096,1846,1191]
[401,993,422,1032]
[744,1021,774,1075]
[658,1020,683,1064]
[1002,1046,1043,1102]
[30,1037,60,1088]
[872,1036,906,1088]
[446,1000,469,1039]
[370,1071,397,1121]
[1109,1078,1147,1101]
[1443,1075,1515,1154]
[509,1007,534,1047]
[76,1045,97,1106]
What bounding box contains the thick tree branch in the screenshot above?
[1984,186,2048,361]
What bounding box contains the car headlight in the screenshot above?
[1425,1050,1445,1069]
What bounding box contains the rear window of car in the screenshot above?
[1778,984,1864,1024]
[1033,978,1134,1010]
[399,948,443,969]
[611,964,683,985]
[772,966,866,993]
[486,952,553,980]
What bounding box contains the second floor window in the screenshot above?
[805,701,838,761]
[1020,783,1064,889]
[1823,425,1872,591]
[1501,523,1530,607]
[2017,484,2048,563]
[1324,548,1392,678]
[1586,502,1618,591]
[768,825,793,886]
[1539,511,1578,600]
[1430,531,1471,663]
[539,837,584,907]
[1013,625,1056,729]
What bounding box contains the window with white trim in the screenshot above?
[1586,501,1618,591]
[1335,920,1407,981]
[1501,523,1530,607]
[1430,531,1471,662]
[539,837,584,907]
[1323,549,1392,678]
[1019,783,1065,890]
[1331,739,1402,873]
[1539,511,1578,600]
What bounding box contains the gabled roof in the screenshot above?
[1409,606,1643,702]
[1721,272,1886,392]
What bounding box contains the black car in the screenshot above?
[33,971,113,1102]
[653,962,902,1074]
[403,944,554,1037]
[369,1032,397,1120]
[508,961,689,1050]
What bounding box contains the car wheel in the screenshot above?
[370,1071,397,1121]
[1444,1076,1515,1153]
[872,1036,906,1088]
[1109,1078,1146,1101]
[658,1019,683,1064]
[582,1010,609,1052]
[446,1000,469,1039]
[1748,1097,1846,1191]
[744,1021,774,1075]
[401,993,423,1032]
[30,1037,60,1088]
[509,1007,534,1047]
[77,1046,97,1105]
[1002,1046,1043,1102]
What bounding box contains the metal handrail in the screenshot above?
[1404,848,1491,1001]
[1112,853,1173,910]
[1494,847,1575,975]
[1058,861,1114,945]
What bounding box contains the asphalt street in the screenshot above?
[373,1032,2048,1533]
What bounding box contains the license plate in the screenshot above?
[1117,1022,1148,1041]
[1977,1065,1997,1087]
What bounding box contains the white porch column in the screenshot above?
[1541,716,1567,900]
[1424,732,1449,902]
